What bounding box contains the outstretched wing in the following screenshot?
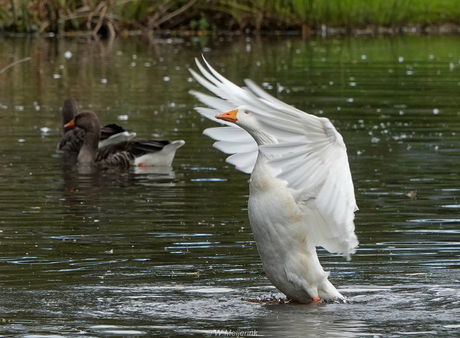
[258,107,358,258]
[189,57,358,257]
[189,58,270,174]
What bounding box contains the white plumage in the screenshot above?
[189,57,358,303]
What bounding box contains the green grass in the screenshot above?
[1,0,460,35]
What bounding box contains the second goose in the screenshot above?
[64,111,185,168]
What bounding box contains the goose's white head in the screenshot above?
[216,106,277,146]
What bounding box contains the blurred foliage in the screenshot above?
[1,0,460,36]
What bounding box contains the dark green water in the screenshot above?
[0,34,460,337]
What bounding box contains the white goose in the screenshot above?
[189,58,359,303]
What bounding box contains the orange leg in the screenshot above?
[310,296,322,305]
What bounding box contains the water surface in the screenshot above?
[0,34,460,337]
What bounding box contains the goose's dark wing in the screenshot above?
[127,139,170,156]
[98,123,137,148]
[95,139,170,167]
[100,124,128,141]
[58,127,85,153]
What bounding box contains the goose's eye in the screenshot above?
[242,110,249,115]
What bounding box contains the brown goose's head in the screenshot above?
[64,111,100,134]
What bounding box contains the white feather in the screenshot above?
[203,127,253,142]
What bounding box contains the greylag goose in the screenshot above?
[189,58,358,304]
[64,111,185,168]
[58,98,85,153]
[57,98,136,153]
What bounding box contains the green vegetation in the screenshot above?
[1,0,460,36]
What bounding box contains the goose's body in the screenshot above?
[249,155,344,301]
[64,111,184,168]
[190,58,358,303]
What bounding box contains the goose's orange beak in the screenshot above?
[216,109,238,123]
[64,119,76,129]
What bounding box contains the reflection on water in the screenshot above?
[1,35,460,336]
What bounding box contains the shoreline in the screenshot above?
[1,23,460,40]
[2,0,460,40]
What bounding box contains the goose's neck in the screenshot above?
[78,128,99,165]
[250,129,277,147]
[246,129,278,163]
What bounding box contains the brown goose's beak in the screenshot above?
[216,109,238,123]
[64,118,76,129]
